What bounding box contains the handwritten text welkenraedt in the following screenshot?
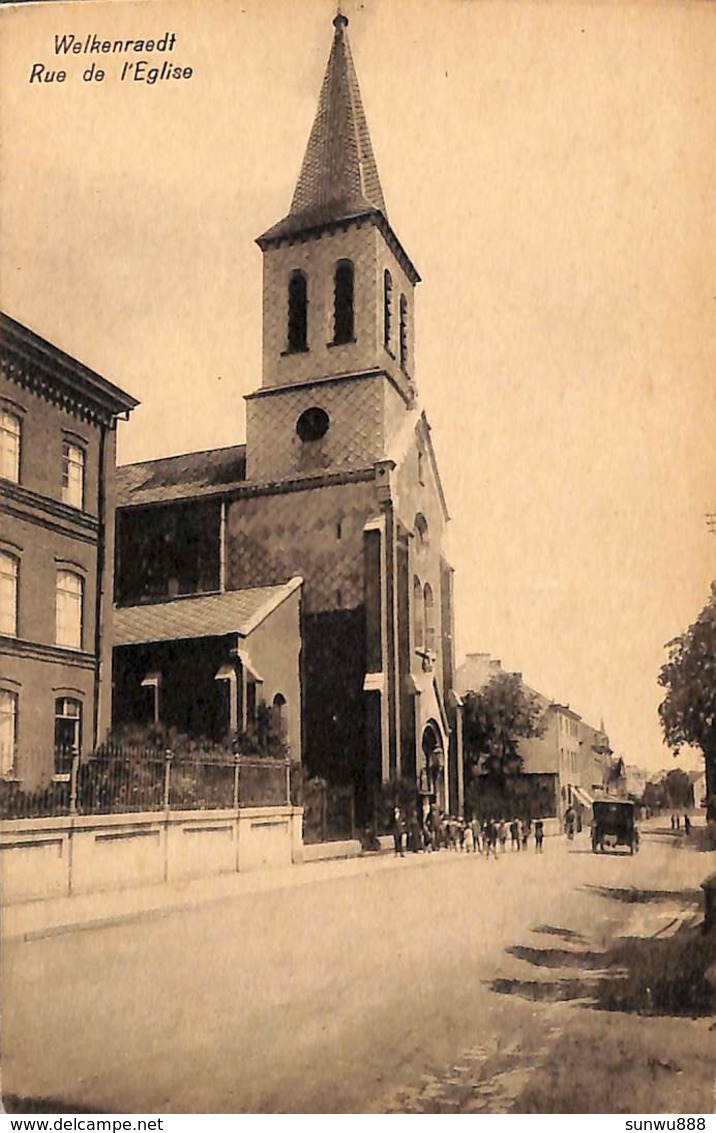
[29,33,192,85]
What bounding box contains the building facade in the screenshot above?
[0,313,137,787]
[113,15,460,823]
[456,652,613,823]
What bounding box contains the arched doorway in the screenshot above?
[420,720,445,816]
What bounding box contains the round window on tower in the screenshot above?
[296,407,330,443]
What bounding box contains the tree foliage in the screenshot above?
[658,582,716,803]
[462,671,544,789]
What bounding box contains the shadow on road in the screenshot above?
[507,944,611,970]
[532,924,588,945]
[488,916,716,1018]
[581,885,702,906]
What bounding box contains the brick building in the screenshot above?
[114,14,461,823]
[0,313,137,787]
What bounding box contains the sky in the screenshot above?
[2,0,715,774]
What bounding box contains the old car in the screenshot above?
[591,798,639,854]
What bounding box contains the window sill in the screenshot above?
[280,347,310,357]
[327,338,357,349]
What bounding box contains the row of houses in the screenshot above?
[455,653,624,822]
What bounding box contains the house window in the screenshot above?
[0,690,18,775]
[56,570,83,650]
[287,271,308,353]
[54,697,81,776]
[413,575,424,651]
[333,259,354,344]
[0,411,21,483]
[399,294,408,369]
[62,441,85,510]
[0,552,18,637]
[424,582,435,652]
[383,269,393,348]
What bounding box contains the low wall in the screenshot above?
[302,838,362,863]
[0,806,303,906]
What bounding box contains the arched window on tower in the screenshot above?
[333,260,354,344]
[287,270,308,353]
[413,575,424,651]
[423,582,435,652]
[399,294,408,370]
[383,269,393,349]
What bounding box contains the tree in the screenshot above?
[663,768,693,811]
[462,672,544,797]
[658,583,716,816]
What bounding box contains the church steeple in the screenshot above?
[260,13,388,243]
[251,11,420,442]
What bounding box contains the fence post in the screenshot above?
[233,754,241,810]
[285,760,291,806]
[69,748,79,815]
[163,749,173,811]
[350,785,355,841]
[321,783,328,843]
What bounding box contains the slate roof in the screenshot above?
[258,14,387,244]
[114,579,301,646]
[116,445,246,507]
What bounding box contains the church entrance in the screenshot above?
[419,720,445,818]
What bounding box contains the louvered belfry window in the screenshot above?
[333,260,354,344]
[287,271,308,353]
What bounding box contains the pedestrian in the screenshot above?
[471,816,482,853]
[520,818,530,851]
[564,806,575,840]
[510,818,520,850]
[684,813,692,835]
[534,818,544,852]
[463,821,474,854]
[485,818,499,860]
[408,813,423,852]
[391,803,405,857]
[498,819,508,855]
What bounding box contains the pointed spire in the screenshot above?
[259,13,387,243]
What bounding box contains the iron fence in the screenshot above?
[0,747,294,820]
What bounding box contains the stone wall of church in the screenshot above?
[225,478,380,614]
[260,222,416,396]
[245,374,386,484]
[261,221,381,390]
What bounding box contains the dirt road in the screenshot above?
[2,821,714,1112]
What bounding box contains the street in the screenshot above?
[2,821,714,1114]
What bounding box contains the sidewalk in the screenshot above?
[2,844,464,942]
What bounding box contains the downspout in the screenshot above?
[92,419,108,751]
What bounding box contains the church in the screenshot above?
[113,14,463,825]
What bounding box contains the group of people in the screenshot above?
[390,805,545,857]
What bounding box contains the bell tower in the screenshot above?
[246,13,421,485]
